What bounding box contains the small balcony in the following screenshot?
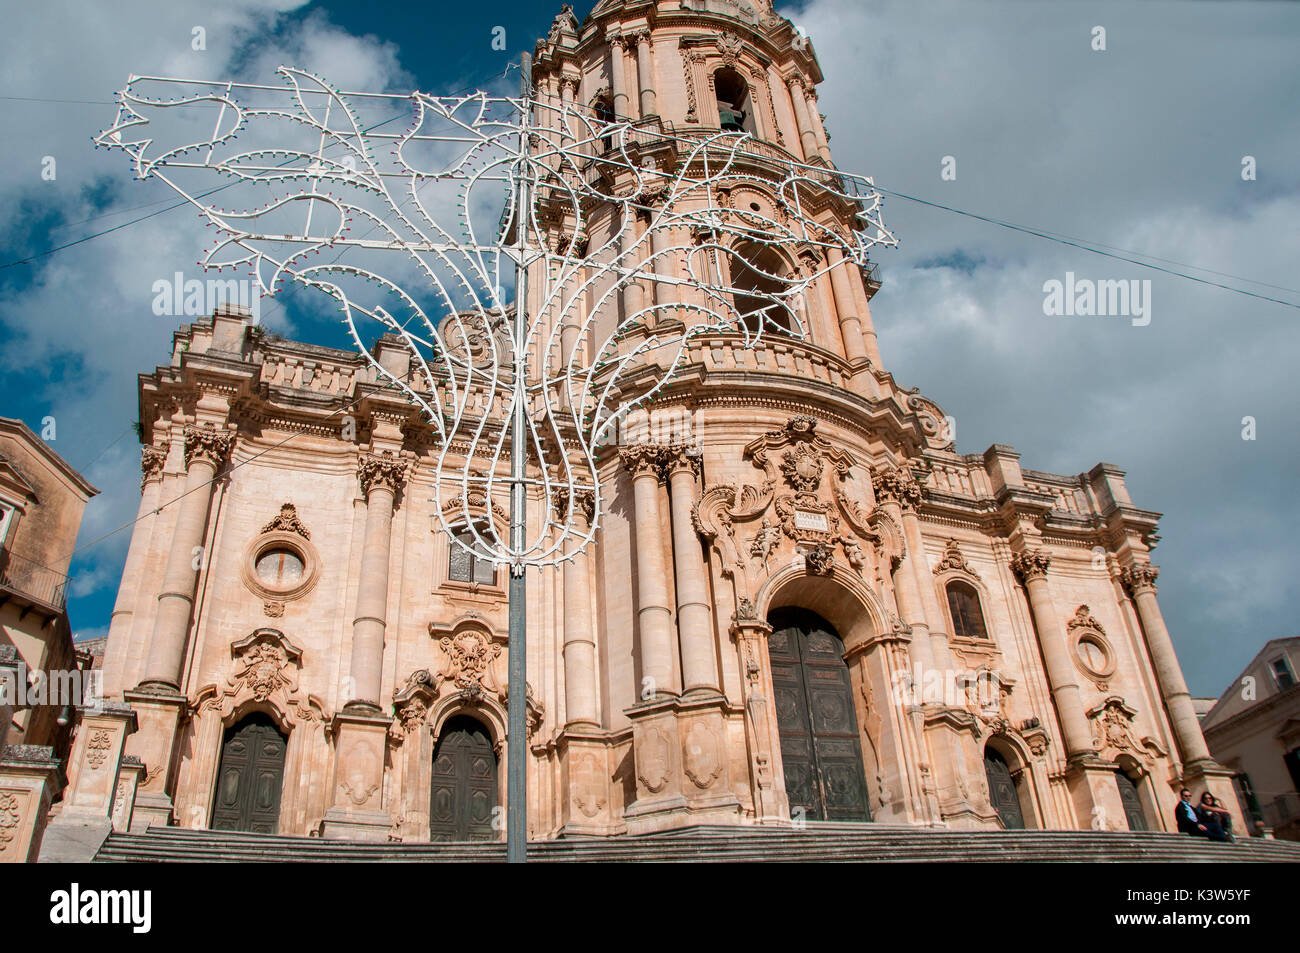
[0,547,69,614]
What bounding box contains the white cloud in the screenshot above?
[787,0,1300,694]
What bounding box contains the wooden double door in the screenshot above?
[769,609,871,822]
[211,713,287,833]
[429,716,499,841]
[983,747,1026,829]
[1116,771,1148,831]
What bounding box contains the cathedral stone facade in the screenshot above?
[77,0,1239,844]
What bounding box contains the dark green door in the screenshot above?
[211,713,287,833]
[984,747,1026,829]
[1116,771,1148,831]
[769,609,871,822]
[429,716,498,841]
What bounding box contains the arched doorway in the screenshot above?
[768,608,871,822]
[211,712,287,833]
[1115,769,1148,831]
[983,746,1026,829]
[429,715,498,841]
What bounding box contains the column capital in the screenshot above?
[140,445,167,487]
[1010,548,1051,582]
[607,31,628,51]
[619,444,665,479]
[182,423,234,470]
[631,27,652,47]
[357,450,408,498]
[1121,561,1159,596]
[661,444,703,481]
[553,487,596,527]
[870,463,925,512]
[559,75,581,97]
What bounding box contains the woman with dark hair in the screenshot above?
[1196,792,1231,842]
[1199,793,1235,842]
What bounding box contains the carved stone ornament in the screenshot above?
[805,541,836,575]
[438,628,503,696]
[183,423,234,469]
[907,394,954,451]
[1010,549,1051,583]
[933,538,979,579]
[780,443,825,493]
[1088,696,1145,758]
[682,720,725,789]
[636,724,673,794]
[0,791,21,854]
[571,753,607,818]
[869,463,926,512]
[86,729,113,769]
[261,502,311,540]
[357,450,408,497]
[619,443,666,479]
[551,487,596,527]
[193,628,326,729]
[1122,562,1160,596]
[140,445,167,486]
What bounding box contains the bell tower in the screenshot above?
[530,0,887,381]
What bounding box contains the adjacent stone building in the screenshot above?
[1200,638,1300,840]
[70,0,1238,845]
[0,416,99,861]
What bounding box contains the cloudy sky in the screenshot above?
[0,0,1295,699]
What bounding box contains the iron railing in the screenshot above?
[0,547,68,612]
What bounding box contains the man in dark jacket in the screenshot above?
[1175,788,1209,836]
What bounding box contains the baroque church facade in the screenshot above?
[78,0,1240,843]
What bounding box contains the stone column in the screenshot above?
[620,446,675,697]
[649,219,679,313]
[103,446,166,698]
[1010,550,1092,757]
[138,423,232,691]
[786,76,820,162]
[620,208,649,326]
[797,249,840,350]
[871,468,933,672]
[609,34,631,119]
[634,30,657,118]
[805,87,833,162]
[664,447,719,696]
[321,450,407,842]
[826,247,869,365]
[1121,563,1212,766]
[346,451,407,711]
[562,491,599,727]
[874,466,953,670]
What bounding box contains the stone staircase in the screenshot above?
[95,823,1300,863]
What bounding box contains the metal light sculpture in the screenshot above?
[94,59,896,860]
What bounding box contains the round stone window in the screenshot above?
[256,548,304,588]
[242,531,320,602]
[1072,631,1116,681]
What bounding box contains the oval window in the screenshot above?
[1076,637,1107,672]
[256,548,304,588]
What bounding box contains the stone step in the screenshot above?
[95,824,1300,863]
